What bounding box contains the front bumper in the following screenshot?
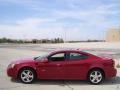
[7,67,18,78]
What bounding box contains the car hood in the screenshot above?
[11,58,35,64]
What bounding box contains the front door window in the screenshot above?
[48,53,65,62]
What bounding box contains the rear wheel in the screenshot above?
[88,69,104,84]
[19,68,36,84]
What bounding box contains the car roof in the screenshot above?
[52,49,83,53]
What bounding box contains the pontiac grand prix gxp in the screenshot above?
[7,50,117,84]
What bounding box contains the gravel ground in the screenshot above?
[0,42,120,90]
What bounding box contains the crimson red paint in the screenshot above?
[7,50,117,84]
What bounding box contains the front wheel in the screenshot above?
[88,69,104,84]
[19,69,36,84]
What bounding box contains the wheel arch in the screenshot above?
[17,66,37,79]
[87,67,105,79]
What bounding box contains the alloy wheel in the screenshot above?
[89,70,103,84]
[20,69,34,83]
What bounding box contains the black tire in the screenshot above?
[88,69,104,85]
[18,68,36,84]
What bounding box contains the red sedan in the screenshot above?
[7,50,117,84]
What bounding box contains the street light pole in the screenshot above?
[64,29,67,43]
[63,25,68,43]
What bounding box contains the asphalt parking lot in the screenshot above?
[0,43,120,90]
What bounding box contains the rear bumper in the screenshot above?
[105,68,117,78]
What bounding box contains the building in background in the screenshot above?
[106,28,120,42]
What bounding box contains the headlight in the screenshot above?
[11,64,15,68]
[8,63,15,68]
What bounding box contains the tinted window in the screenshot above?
[69,52,88,60]
[48,53,65,62]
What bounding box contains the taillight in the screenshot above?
[111,59,115,67]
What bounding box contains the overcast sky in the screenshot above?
[0,0,120,40]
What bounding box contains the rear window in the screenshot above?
[69,52,88,60]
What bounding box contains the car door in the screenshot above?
[36,52,66,79]
[65,51,90,80]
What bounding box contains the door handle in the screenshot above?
[56,64,62,67]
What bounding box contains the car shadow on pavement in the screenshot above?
[11,76,120,86]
